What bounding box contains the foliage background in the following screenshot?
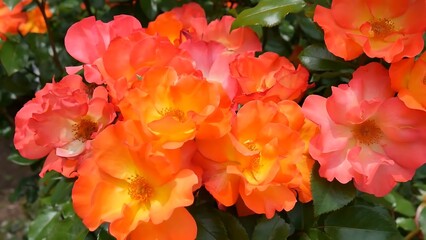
[0,0,426,239]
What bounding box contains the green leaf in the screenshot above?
[189,205,228,240]
[384,191,416,217]
[278,20,295,41]
[139,0,158,20]
[395,217,416,232]
[300,229,331,240]
[28,202,89,240]
[97,228,116,240]
[263,26,292,56]
[298,15,323,41]
[28,210,60,240]
[308,228,331,240]
[287,202,315,231]
[232,0,306,29]
[217,210,249,240]
[7,152,37,166]
[50,177,74,204]
[0,40,28,75]
[414,164,426,180]
[358,192,393,210]
[239,214,261,238]
[299,44,354,71]
[3,0,21,8]
[305,0,331,8]
[252,214,290,240]
[38,171,63,197]
[324,205,403,240]
[311,163,357,216]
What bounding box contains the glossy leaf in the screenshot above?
[189,205,228,240]
[298,16,323,40]
[97,228,116,240]
[139,0,158,20]
[50,177,74,204]
[311,163,357,216]
[324,206,403,240]
[384,191,416,217]
[28,211,59,240]
[414,164,426,180]
[7,152,37,166]
[299,44,354,71]
[395,217,416,232]
[263,26,292,56]
[239,214,261,238]
[252,214,290,240]
[28,202,88,240]
[217,210,249,240]
[287,202,315,231]
[232,0,306,29]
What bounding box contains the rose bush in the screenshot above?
[1,0,426,239]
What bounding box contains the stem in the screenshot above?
[34,0,64,75]
[82,0,94,16]
[404,228,420,240]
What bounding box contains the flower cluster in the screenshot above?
[13,0,426,238]
[14,3,313,239]
[0,0,51,40]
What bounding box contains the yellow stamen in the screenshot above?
[127,176,154,203]
[72,118,97,140]
[159,107,186,122]
[352,119,382,145]
[245,142,258,152]
[370,18,395,38]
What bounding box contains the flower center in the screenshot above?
[352,119,382,145]
[370,18,395,38]
[247,155,260,172]
[245,142,258,152]
[128,176,154,203]
[73,118,98,141]
[159,107,186,122]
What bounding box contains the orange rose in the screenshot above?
[18,2,52,35]
[231,52,310,104]
[0,0,27,39]
[72,120,198,240]
[314,0,426,63]
[118,67,232,148]
[390,52,426,111]
[196,100,315,217]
